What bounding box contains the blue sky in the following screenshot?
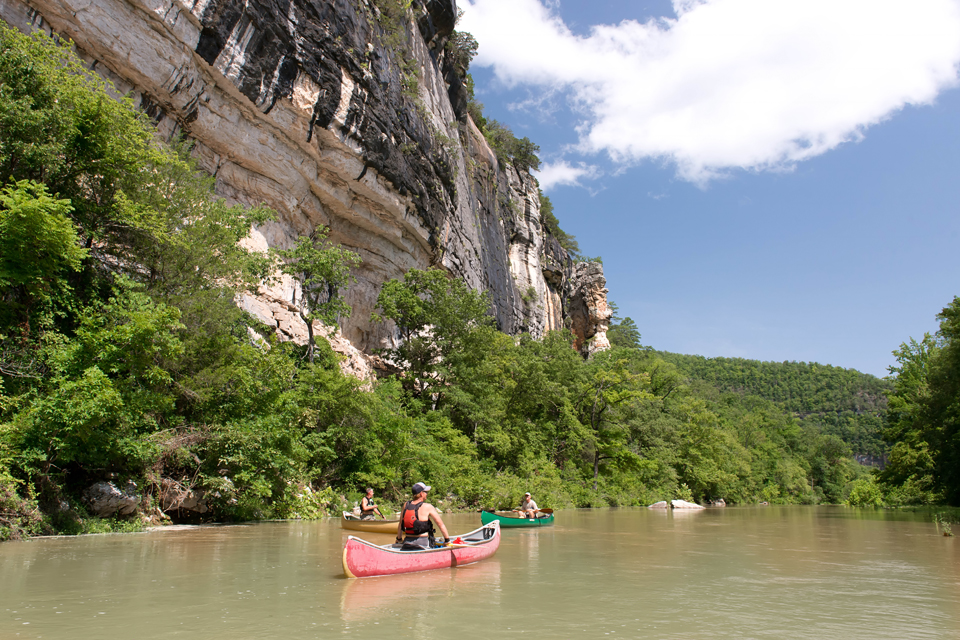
[460,0,960,377]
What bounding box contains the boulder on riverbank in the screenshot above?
[671,499,705,510]
[648,501,670,509]
[82,481,140,517]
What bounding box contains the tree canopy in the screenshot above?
[880,297,960,505]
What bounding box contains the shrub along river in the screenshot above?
[1,506,956,639]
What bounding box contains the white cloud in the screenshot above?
[460,0,960,183]
[533,161,600,189]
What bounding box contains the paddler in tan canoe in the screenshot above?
[360,488,383,520]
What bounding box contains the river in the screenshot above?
[1,506,957,639]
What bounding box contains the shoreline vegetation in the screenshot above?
[1,24,957,543]
[15,504,960,543]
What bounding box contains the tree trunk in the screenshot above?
[593,452,600,491]
[303,312,314,364]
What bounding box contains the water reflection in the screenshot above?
[340,559,501,622]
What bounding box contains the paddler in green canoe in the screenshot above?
[395,482,451,550]
[517,492,539,518]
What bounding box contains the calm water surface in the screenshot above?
[1,507,957,639]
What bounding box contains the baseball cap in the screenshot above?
[524,492,531,496]
[412,482,431,494]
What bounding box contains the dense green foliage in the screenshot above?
[879,297,960,506]
[0,25,317,536]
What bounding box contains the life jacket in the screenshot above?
[361,497,374,513]
[402,500,435,536]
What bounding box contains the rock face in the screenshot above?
[0,0,610,360]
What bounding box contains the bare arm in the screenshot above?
[425,505,449,539]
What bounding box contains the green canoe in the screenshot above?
[480,510,554,527]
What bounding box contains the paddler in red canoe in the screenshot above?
[395,482,451,550]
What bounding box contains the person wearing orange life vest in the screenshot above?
[395,482,450,550]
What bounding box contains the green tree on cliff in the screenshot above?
[606,302,642,350]
[279,226,361,364]
[539,190,580,254]
[373,267,494,403]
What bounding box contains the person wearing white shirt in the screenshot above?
[518,492,538,518]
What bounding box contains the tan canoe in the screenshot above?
[341,511,401,534]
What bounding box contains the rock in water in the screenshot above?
[648,501,669,509]
[671,499,705,510]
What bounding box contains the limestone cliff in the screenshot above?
[0,0,610,360]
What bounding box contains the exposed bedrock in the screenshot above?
[0,0,610,361]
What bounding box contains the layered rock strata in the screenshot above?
[0,0,610,361]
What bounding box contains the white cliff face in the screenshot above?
[0,0,609,365]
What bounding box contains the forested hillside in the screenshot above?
[652,353,891,458]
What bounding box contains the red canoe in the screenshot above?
[342,521,500,578]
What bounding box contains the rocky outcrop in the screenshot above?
[567,262,612,357]
[82,481,140,517]
[0,0,609,363]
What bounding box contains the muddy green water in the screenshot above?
[1,507,958,639]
